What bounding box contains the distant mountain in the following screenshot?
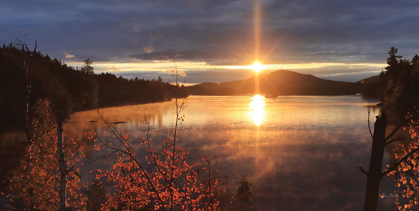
[358,74,382,99]
[358,75,380,84]
[188,70,363,95]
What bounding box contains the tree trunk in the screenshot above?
[57,116,66,211]
[363,111,387,211]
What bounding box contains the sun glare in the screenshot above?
[251,62,263,73]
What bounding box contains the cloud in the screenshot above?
[2,0,419,82]
[109,66,119,72]
[143,44,154,54]
[165,69,187,77]
[131,51,221,61]
[143,33,161,54]
[64,52,75,59]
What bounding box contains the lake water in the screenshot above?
[65,95,397,210]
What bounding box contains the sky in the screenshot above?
[1,0,419,83]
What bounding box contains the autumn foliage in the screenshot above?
[93,117,226,210]
[5,99,86,210]
[387,115,419,210]
[2,97,250,210]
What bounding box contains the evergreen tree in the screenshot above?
[80,58,94,75]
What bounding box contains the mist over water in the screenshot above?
[66,95,396,210]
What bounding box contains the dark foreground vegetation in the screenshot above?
[0,42,188,130]
[361,47,419,121]
[1,98,259,210]
[0,41,258,210]
[360,48,419,211]
[0,42,188,203]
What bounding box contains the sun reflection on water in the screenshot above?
[249,94,266,126]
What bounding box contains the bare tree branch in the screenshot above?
[359,166,368,177]
[368,108,374,139]
[96,110,166,208]
[385,138,408,146]
[385,115,415,142]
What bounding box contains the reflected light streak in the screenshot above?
[249,94,266,126]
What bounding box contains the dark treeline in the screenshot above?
[96,73,186,107]
[0,43,188,129]
[360,48,419,210]
[361,47,419,121]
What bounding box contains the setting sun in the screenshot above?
[251,61,264,72]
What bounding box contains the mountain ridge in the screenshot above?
[188,70,363,95]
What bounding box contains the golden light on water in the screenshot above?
[249,94,266,126]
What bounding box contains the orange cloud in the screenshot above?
[64,52,75,59]
[165,69,187,77]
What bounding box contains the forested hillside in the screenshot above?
[0,43,188,129]
[189,70,362,95]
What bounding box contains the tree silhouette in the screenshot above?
[235,178,254,211]
[80,58,94,75]
[0,43,188,129]
[363,47,419,121]
[86,180,107,211]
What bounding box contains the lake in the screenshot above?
[65,95,397,210]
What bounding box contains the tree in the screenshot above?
[81,58,94,75]
[5,99,86,210]
[380,47,419,121]
[93,63,225,210]
[86,180,107,211]
[360,48,419,210]
[387,113,419,210]
[0,43,188,129]
[385,47,402,76]
[94,111,223,210]
[235,178,254,211]
[360,110,419,211]
[412,54,419,65]
[360,111,388,211]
